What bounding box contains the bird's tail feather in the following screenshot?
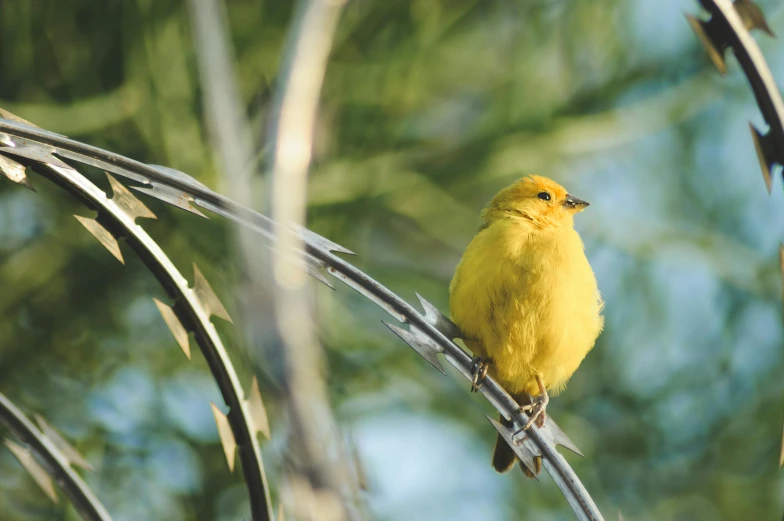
[491,395,541,478]
[491,414,518,473]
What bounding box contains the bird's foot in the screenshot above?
[515,375,549,433]
[517,394,548,431]
[469,356,492,393]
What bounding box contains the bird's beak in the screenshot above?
[563,194,589,212]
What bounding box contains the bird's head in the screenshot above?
[481,175,589,229]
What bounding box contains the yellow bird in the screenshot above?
[449,175,604,474]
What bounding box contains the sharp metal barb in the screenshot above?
[0,152,34,190]
[0,131,15,146]
[211,402,237,472]
[302,251,333,288]
[34,415,93,471]
[192,264,233,323]
[686,14,729,74]
[0,143,71,169]
[415,293,462,339]
[153,298,191,359]
[383,321,447,375]
[74,216,124,264]
[297,225,355,256]
[132,182,209,218]
[245,377,271,440]
[749,123,779,193]
[149,164,211,190]
[106,173,156,222]
[5,439,59,503]
[540,419,584,458]
[0,107,41,129]
[307,264,334,288]
[487,416,539,478]
[734,0,775,37]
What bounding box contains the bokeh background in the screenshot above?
[2,0,784,520]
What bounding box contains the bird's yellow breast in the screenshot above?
[449,219,603,396]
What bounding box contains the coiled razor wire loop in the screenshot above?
[0,135,274,521]
[687,0,784,191]
[0,392,113,521]
[0,115,603,521]
[687,0,784,512]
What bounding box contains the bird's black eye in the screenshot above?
[537,192,551,201]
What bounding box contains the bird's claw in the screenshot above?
[517,396,548,431]
[513,375,550,435]
[470,356,491,393]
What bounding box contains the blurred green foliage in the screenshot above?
[2,0,784,520]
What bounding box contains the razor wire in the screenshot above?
[0,110,603,520]
[686,0,784,515]
[0,134,275,521]
[687,0,784,191]
[3,1,783,519]
[0,392,112,521]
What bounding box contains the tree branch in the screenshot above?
[266,0,365,520]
